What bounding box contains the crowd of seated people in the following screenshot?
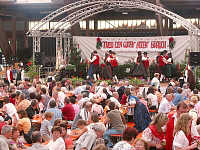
[0,72,200,150]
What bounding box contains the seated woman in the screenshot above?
[8,127,26,150]
[142,113,168,149]
[48,126,65,150]
[59,122,74,150]
[17,110,32,144]
[134,138,148,150]
[113,127,138,150]
[173,113,198,150]
[146,86,158,110]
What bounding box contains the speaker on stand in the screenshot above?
[189,52,200,66]
[35,52,41,65]
[189,52,200,85]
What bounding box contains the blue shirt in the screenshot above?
[128,95,140,102]
[45,108,62,126]
[172,93,183,106]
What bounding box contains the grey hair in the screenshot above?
[92,123,106,132]
[1,125,12,135]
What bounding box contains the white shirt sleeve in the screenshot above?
[7,70,10,83]
[142,127,153,142]
[89,56,97,63]
[158,100,169,114]
[107,57,111,62]
[173,130,189,149]
[115,57,119,61]
[168,58,172,63]
[142,56,147,61]
[191,122,199,137]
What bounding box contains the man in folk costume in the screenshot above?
[88,50,100,81]
[185,64,196,90]
[109,52,119,82]
[142,52,150,82]
[87,52,94,79]
[6,65,13,85]
[165,101,199,150]
[158,50,168,82]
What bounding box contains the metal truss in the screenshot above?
[28,0,200,37]
[30,0,200,62]
[27,0,106,34]
[32,37,41,63]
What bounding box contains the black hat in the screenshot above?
[143,52,148,55]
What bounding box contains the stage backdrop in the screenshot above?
[73,36,190,64]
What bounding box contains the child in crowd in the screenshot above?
[40,112,53,142]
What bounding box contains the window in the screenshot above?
[79,20,86,30]
[29,21,49,30]
[89,20,94,30]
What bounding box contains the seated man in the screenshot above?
[103,102,126,148]
[0,125,12,150]
[27,131,49,150]
[75,123,106,150]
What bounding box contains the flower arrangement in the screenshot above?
[96,37,102,49]
[169,37,176,49]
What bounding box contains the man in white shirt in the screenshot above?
[158,93,174,114]
[78,92,90,109]
[56,87,65,108]
[27,131,48,150]
[75,123,106,150]
[110,92,121,108]
[6,66,13,84]
[151,73,160,90]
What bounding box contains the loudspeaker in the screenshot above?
[35,52,41,65]
[189,52,200,66]
[0,52,2,65]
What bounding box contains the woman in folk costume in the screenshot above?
[173,113,199,150]
[142,113,168,150]
[88,50,100,81]
[102,51,112,80]
[165,101,198,150]
[132,51,147,78]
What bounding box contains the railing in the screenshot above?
[39,67,56,79]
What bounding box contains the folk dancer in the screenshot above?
[132,51,147,79]
[142,52,150,82]
[87,52,94,79]
[88,50,100,81]
[6,65,13,85]
[109,52,119,82]
[158,50,168,82]
[102,51,112,80]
